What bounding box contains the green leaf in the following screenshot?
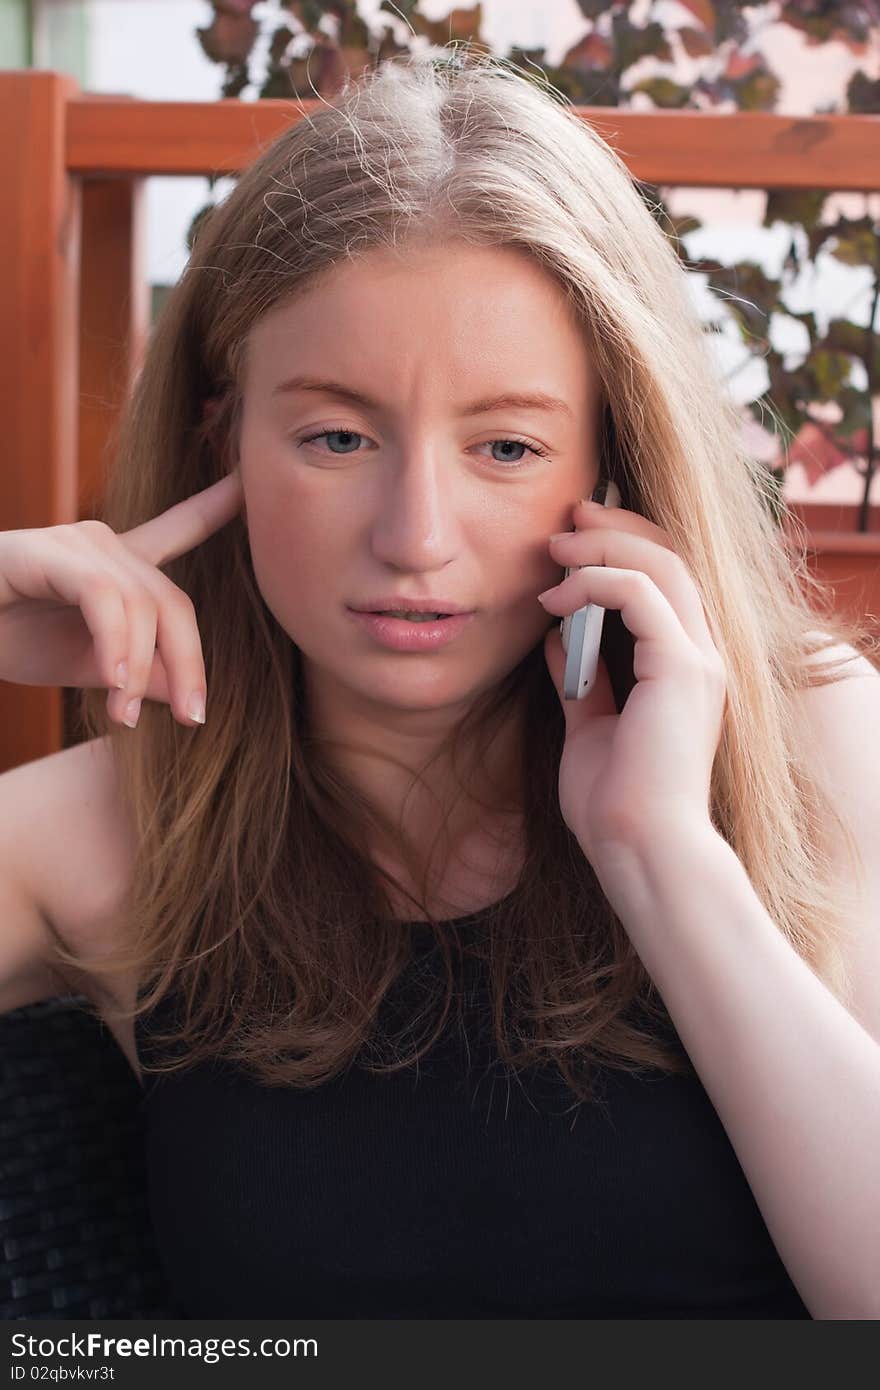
[761,351,820,433]
[847,70,880,114]
[702,261,784,339]
[828,222,879,268]
[805,348,854,400]
[730,68,780,111]
[834,386,872,440]
[764,189,827,233]
[821,318,870,359]
[807,217,850,262]
[629,77,691,108]
[612,14,674,71]
[760,464,786,527]
[516,48,616,105]
[287,1,333,27]
[260,67,299,100]
[752,385,801,438]
[267,24,295,63]
[221,62,251,100]
[713,0,750,45]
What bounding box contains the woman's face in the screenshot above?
[238,240,601,738]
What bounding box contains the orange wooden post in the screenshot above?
[0,72,82,775]
[78,174,151,523]
[63,102,880,190]
[1,90,879,775]
[800,533,880,631]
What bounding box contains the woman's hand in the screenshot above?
[0,471,244,728]
[538,498,728,865]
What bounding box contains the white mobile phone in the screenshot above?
[560,478,622,700]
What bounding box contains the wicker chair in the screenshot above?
[0,995,182,1319]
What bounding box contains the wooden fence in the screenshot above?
[1,71,878,771]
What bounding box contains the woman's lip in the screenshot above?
[350,607,474,615]
[346,608,475,651]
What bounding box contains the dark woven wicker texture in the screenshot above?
[1,995,183,1319]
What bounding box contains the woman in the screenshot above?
[4,50,879,1319]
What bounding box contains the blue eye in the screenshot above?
[301,428,362,455]
[486,439,538,465]
[298,429,551,467]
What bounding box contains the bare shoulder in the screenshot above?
[794,630,880,1044]
[795,629,879,788]
[0,734,137,1011]
[800,629,877,676]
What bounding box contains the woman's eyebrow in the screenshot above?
[271,375,573,420]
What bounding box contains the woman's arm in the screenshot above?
[592,817,880,1321]
[539,499,879,1316]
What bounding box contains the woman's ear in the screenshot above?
[228,462,248,533]
[202,395,247,531]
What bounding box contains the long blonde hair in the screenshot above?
[63,48,877,1103]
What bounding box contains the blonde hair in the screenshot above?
[63,48,877,1103]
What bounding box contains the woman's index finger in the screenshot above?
[120,472,246,568]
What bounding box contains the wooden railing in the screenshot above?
[1,70,878,771]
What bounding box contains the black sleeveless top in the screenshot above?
[134,904,811,1320]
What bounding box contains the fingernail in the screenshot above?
[187,693,206,725]
[115,661,128,689]
[122,698,141,728]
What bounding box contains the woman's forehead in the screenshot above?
[242,248,596,403]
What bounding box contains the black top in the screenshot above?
[134,904,810,1319]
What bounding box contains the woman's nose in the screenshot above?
[368,459,461,567]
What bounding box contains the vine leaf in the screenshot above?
[190,0,880,526]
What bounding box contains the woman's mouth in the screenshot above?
[346,609,475,650]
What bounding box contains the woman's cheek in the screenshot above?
[244,498,303,615]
